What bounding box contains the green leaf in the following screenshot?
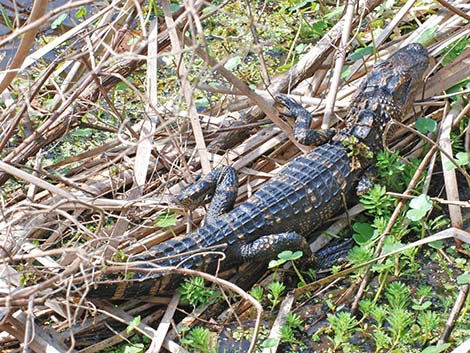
[352,222,374,245]
[75,7,87,19]
[289,0,314,11]
[268,259,286,268]
[324,6,344,20]
[277,63,293,72]
[371,259,394,272]
[278,250,303,261]
[0,4,13,30]
[417,25,439,46]
[224,56,241,71]
[422,343,451,353]
[126,315,141,333]
[444,152,470,171]
[116,82,129,91]
[428,240,444,249]
[415,117,437,134]
[455,152,470,166]
[124,343,145,353]
[446,77,470,95]
[441,36,470,66]
[341,66,351,79]
[348,46,374,61]
[169,3,180,12]
[155,212,177,227]
[261,338,279,348]
[412,300,432,310]
[406,194,432,221]
[457,273,470,285]
[51,13,68,29]
[310,21,328,37]
[72,128,93,137]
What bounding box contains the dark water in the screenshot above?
[0,0,98,69]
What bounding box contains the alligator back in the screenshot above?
[141,142,359,263]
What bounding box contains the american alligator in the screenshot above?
[89,43,429,298]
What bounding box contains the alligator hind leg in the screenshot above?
[177,166,238,225]
[275,94,336,146]
[226,232,315,267]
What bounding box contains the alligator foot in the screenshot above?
[226,232,315,268]
[356,166,376,195]
[275,93,336,146]
[177,166,238,225]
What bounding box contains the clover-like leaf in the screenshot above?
[406,194,432,221]
[457,273,470,285]
[51,13,67,29]
[278,250,303,261]
[444,152,470,171]
[352,222,375,245]
[268,259,286,269]
[415,117,437,134]
[224,56,241,71]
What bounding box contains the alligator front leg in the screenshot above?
[275,94,336,146]
[225,232,315,267]
[356,166,376,195]
[177,166,238,225]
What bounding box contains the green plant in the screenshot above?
[441,35,470,66]
[348,245,374,274]
[370,305,388,328]
[155,212,178,228]
[372,329,391,352]
[327,311,358,349]
[360,185,395,216]
[386,281,410,310]
[418,310,440,344]
[0,4,13,30]
[180,326,217,353]
[417,285,433,298]
[126,316,141,334]
[386,308,413,348]
[286,313,303,329]
[249,286,264,302]
[179,276,221,307]
[268,250,307,285]
[103,335,150,353]
[280,325,302,345]
[376,151,406,191]
[267,281,286,311]
[359,299,374,319]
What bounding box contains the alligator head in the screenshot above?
[347,43,430,147]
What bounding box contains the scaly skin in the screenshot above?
[89,43,429,298]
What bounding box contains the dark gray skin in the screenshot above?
[89,43,429,298]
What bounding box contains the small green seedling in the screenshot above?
[126,315,141,334]
[267,281,286,311]
[268,250,306,286]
